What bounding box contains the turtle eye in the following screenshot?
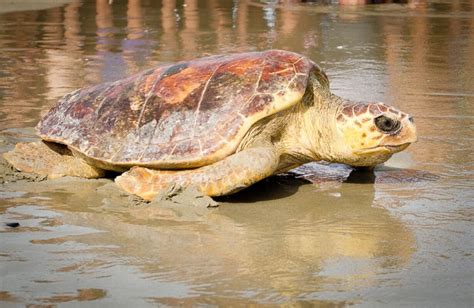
[374,115,401,133]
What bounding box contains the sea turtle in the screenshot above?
[4,50,417,200]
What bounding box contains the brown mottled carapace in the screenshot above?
[37,50,324,170]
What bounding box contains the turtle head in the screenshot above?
[332,101,417,167]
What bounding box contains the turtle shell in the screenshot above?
[37,50,328,170]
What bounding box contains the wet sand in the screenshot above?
[0,130,221,223]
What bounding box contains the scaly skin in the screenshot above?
[3,141,104,179]
[115,147,279,200]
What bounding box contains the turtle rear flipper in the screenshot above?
[3,141,105,179]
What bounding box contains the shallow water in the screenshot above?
[0,0,473,306]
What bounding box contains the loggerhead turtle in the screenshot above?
[4,50,417,200]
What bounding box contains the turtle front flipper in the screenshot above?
[116,147,280,200]
[3,141,105,179]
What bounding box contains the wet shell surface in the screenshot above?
[37,50,324,169]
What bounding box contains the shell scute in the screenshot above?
[37,50,318,169]
[245,94,274,115]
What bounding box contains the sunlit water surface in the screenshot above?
[0,0,473,306]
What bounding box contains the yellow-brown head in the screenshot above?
[333,101,417,167]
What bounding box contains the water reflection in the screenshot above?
[337,0,427,6]
[0,0,472,129]
[381,2,474,173]
[0,166,414,304]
